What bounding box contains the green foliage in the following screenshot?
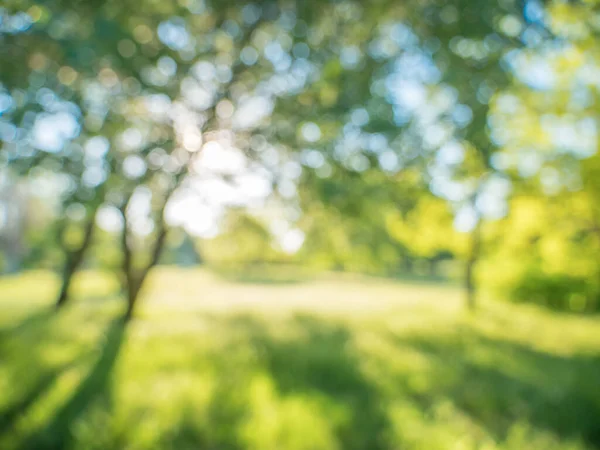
[202,211,281,266]
[510,270,598,313]
[479,192,600,313]
[2,0,600,314]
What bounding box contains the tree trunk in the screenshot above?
[120,208,135,320]
[121,218,169,321]
[465,220,482,312]
[55,211,97,310]
[124,280,141,321]
[55,257,75,309]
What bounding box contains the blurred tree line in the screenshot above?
[0,0,599,317]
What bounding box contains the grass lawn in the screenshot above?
[1,268,600,450]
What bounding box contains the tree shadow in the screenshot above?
[0,310,91,438]
[4,308,599,449]
[389,331,600,448]
[215,314,392,450]
[0,308,55,341]
[0,295,117,347]
[212,313,600,449]
[0,361,82,435]
[19,319,126,450]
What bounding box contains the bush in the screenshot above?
[510,270,598,313]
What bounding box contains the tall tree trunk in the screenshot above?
[124,279,141,321]
[55,211,97,309]
[465,219,482,311]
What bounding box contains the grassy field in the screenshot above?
[1,268,600,450]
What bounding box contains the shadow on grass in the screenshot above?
[0,361,82,435]
[0,308,55,340]
[388,331,600,448]
[0,294,117,345]
[156,313,392,450]
[210,314,393,450]
[18,320,126,450]
[206,314,600,449]
[3,308,600,449]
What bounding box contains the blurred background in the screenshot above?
[1,0,600,449]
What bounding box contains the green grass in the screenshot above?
[1,268,600,450]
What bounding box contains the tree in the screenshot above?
[5,0,401,316]
[481,0,600,311]
[274,0,538,308]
